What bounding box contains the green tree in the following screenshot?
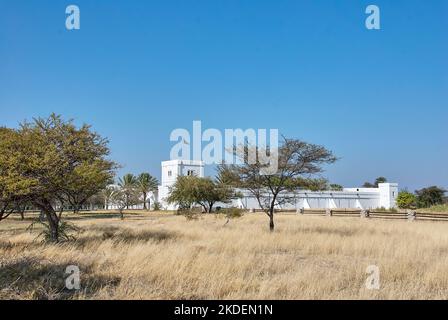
[363,177,387,188]
[329,184,343,191]
[167,175,196,210]
[137,173,159,210]
[0,127,34,221]
[396,190,416,209]
[306,178,329,191]
[415,186,446,208]
[374,177,387,187]
[0,114,116,242]
[224,137,337,231]
[118,174,138,209]
[167,176,236,213]
[64,162,115,213]
[362,182,375,188]
[195,177,235,213]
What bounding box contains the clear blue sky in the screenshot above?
[1,0,447,191]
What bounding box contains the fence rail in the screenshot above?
[297,208,448,222]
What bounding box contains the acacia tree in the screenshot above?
[166,176,196,210]
[223,137,337,231]
[194,177,235,213]
[137,173,159,210]
[0,115,116,242]
[0,128,31,221]
[64,162,115,213]
[167,176,236,213]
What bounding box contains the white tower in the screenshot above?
[378,183,399,209]
[158,160,205,210]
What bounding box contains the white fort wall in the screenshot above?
[157,160,398,211]
[227,187,396,211]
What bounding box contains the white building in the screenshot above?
[157,160,398,211]
[158,160,205,210]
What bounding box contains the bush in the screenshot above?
[153,201,161,211]
[176,207,202,220]
[415,186,446,208]
[218,207,245,226]
[221,207,244,219]
[396,191,417,209]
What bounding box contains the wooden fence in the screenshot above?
[297,208,448,222]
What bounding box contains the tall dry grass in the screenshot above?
[1,212,448,300]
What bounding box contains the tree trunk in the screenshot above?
[73,204,80,214]
[44,205,60,242]
[208,203,214,213]
[16,203,26,220]
[58,206,64,221]
[120,209,124,220]
[268,195,277,232]
[35,200,60,242]
[143,192,147,210]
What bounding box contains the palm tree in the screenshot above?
[101,185,116,210]
[118,174,138,209]
[137,173,159,210]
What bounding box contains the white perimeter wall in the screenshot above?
[158,183,398,211]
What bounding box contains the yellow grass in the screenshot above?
[1,211,448,300]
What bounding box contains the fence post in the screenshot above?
[407,210,416,222]
[360,209,370,219]
[326,209,333,217]
[297,208,304,215]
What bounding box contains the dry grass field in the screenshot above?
[1,211,448,300]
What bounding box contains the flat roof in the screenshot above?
[161,159,205,166]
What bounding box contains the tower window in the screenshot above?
[168,171,172,177]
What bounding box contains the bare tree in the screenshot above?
[111,188,140,220]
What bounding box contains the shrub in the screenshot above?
[176,207,202,220]
[219,207,244,226]
[221,207,244,219]
[153,201,161,211]
[415,186,446,208]
[396,191,417,209]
